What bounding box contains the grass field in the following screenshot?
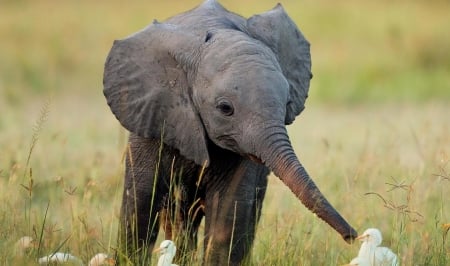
[1,0,449,265]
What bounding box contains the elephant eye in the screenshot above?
[216,99,234,116]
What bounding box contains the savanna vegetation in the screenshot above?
[1,0,449,265]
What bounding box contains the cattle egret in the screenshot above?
[345,256,370,266]
[15,236,36,256]
[346,228,398,266]
[38,252,114,265]
[153,240,178,266]
[17,236,113,265]
[38,252,83,265]
[88,253,115,266]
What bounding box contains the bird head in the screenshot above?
[153,240,177,256]
[153,240,177,266]
[356,228,383,246]
[88,253,115,266]
[15,236,37,256]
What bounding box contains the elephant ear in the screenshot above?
[103,22,210,166]
[246,4,312,125]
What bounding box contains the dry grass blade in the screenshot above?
[23,97,51,180]
[433,164,450,182]
[365,177,424,223]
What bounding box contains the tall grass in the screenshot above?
[0,96,123,265]
[1,100,448,265]
[0,0,449,265]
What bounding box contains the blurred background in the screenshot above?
[0,1,449,264]
[1,0,449,106]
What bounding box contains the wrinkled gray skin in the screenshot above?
[103,1,357,265]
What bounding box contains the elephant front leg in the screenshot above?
[203,160,269,265]
[119,181,163,264]
[117,135,167,264]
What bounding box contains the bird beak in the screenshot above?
[355,234,367,241]
[443,223,450,230]
[153,247,162,254]
[31,240,39,248]
[105,258,116,265]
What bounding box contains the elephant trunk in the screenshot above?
[256,125,357,243]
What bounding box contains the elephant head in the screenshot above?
[103,1,357,242]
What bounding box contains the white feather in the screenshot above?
[346,228,398,266]
[154,240,178,266]
[38,252,83,265]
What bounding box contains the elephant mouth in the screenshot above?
[216,135,240,152]
[247,154,263,164]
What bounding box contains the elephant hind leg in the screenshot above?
[161,185,205,265]
[159,207,173,240]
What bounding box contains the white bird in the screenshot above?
[87,253,115,266]
[153,240,178,266]
[38,252,83,265]
[15,236,37,256]
[345,256,370,266]
[16,236,113,265]
[38,252,114,266]
[345,228,398,266]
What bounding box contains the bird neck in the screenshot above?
[358,242,377,257]
[158,253,175,266]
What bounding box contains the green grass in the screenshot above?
[1,0,449,265]
[1,99,448,265]
[1,0,449,105]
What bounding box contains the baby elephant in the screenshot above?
[103,0,357,265]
